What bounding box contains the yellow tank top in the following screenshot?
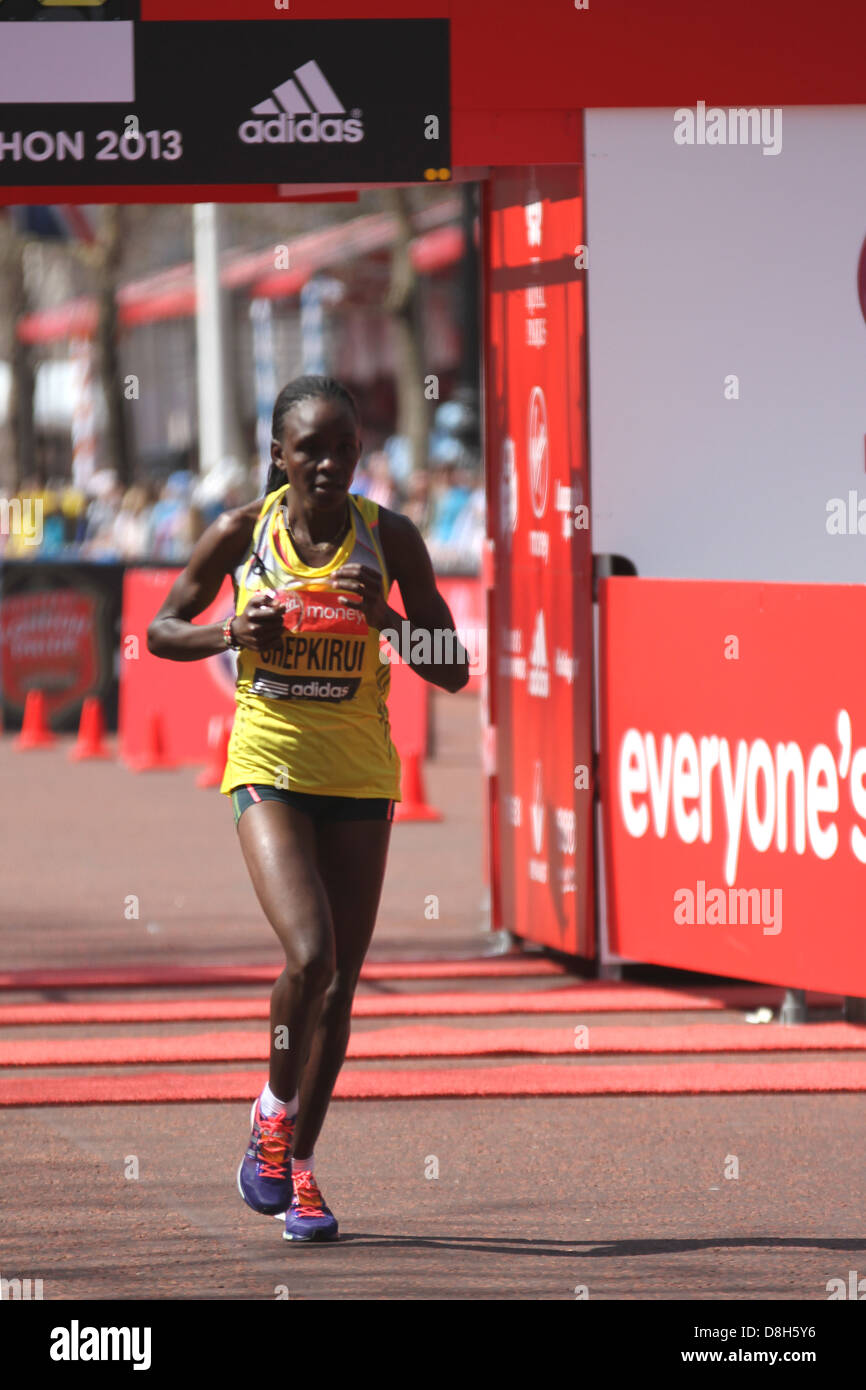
[220,483,401,800]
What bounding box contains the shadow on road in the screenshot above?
[326,1233,866,1258]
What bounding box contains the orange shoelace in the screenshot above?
[292,1170,328,1217]
[256,1111,295,1179]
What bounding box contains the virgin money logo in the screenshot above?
[528,386,549,520]
[274,588,368,636]
[277,591,305,632]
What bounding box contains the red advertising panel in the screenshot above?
[600,577,866,996]
[436,576,484,695]
[120,568,236,766]
[484,167,594,957]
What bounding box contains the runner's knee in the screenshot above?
[320,973,358,1021]
[279,940,336,996]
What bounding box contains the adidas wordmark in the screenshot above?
[240,60,364,146]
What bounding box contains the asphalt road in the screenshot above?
[2,690,865,1303]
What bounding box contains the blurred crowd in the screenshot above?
[0,451,483,573]
[0,401,485,573]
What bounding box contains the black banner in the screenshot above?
[0,19,451,184]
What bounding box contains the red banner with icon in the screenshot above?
[484,167,594,957]
[0,562,124,731]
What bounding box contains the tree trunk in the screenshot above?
[0,219,34,493]
[382,189,428,478]
[95,205,130,487]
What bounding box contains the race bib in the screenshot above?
[252,587,368,703]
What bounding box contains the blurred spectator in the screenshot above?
[191,456,250,535]
[81,470,124,560]
[428,461,472,545]
[426,462,484,573]
[382,433,412,489]
[60,482,89,547]
[149,471,195,562]
[448,466,485,558]
[364,451,396,510]
[403,469,432,533]
[350,454,373,498]
[111,485,155,560]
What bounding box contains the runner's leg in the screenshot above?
[292,817,392,1156]
[237,800,337,1101]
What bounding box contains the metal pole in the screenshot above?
[592,554,638,979]
[458,182,480,391]
[193,204,242,473]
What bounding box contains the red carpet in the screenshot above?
[0,956,564,991]
[0,984,844,1028]
[3,1059,866,1105]
[3,1020,866,1067]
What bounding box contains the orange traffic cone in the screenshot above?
[69,697,112,761]
[393,753,442,822]
[126,710,176,772]
[14,690,56,750]
[196,714,232,789]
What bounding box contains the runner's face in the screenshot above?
[273,398,360,513]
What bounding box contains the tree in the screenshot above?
[87,206,130,487]
[0,215,35,493]
[382,188,428,477]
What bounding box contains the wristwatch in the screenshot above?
[222,615,241,651]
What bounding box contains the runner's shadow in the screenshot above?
[577,1236,866,1259]
[326,1234,866,1258]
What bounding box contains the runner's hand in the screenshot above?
[231,592,286,650]
[331,564,391,628]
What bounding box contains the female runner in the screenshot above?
[148,375,469,1241]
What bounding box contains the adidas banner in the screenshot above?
[0,19,450,184]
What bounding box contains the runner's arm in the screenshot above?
[146,507,267,662]
[377,510,471,694]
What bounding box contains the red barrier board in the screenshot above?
[436,575,484,694]
[599,578,866,996]
[484,167,594,957]
[120,569,236,766]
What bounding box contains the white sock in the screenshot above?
[260,1083,298,1119]
[292,1154,315,1174]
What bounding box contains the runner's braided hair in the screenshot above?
[264,375,360,496]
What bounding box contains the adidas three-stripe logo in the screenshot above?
[239,61,364,146]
